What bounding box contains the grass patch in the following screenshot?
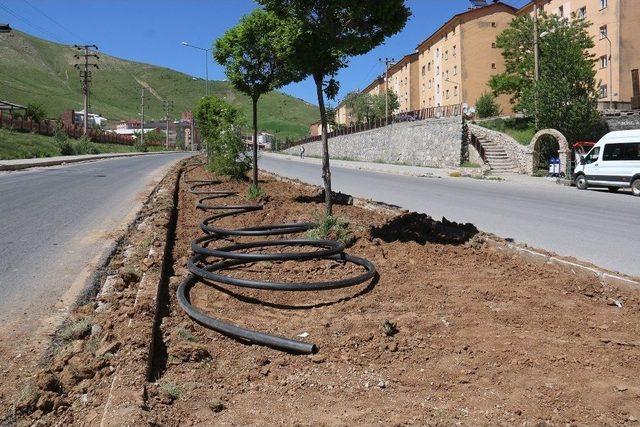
[0,128,166,160]
[178,328,197,342]
[246,184,266,200]
[306,213,353,246]
[476,117,535,145]
[461,161,480,168]
[160,381,181,400]
[59,318,91,342]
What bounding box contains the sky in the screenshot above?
[0,0,530,106]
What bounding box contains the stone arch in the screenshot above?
[530,129,569,176]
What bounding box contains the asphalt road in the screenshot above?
[260,156,640,278]
[0,153,190,340]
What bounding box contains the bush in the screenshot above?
[207,129,250,178]
[134,140,148,152]
[53,124,76,155]
[246,184,265,200]
[306,213,353,246]
[475,92,501,118]
[25,103,47,123]
[73,136,99,155]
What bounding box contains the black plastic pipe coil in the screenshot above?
[176,163,377,354]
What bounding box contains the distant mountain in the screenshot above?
[0,30,318,139]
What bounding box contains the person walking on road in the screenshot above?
[299,145,305,159]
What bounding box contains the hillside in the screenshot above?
[0,30,318,139]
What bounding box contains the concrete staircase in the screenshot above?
[478,137,519,174]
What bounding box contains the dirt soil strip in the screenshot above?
[7,161,640,425]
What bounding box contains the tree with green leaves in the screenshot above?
[475,92,501,118]
[25,102,46,123]
[489,12,602,143]
[193,96,248,177]
[344,91,374,125]
[258,0,410,214]
[214,9,303,189]
[371,90,399,121]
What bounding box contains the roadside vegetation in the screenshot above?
[0,128,167,160]
[476,117,536,145]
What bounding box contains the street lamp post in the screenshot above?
[181,42,210,97]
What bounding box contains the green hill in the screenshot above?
[0,30,318,140]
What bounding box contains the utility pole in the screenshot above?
[163,100,173,149]
[73,45,99,135]
[140,88,145,146]
[533,1,539,129]
[379,57,394,125]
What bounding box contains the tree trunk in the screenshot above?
[313,73,332,216]
[252,96,259,188]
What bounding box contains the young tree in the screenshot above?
[489,12,602,142]
[193,96,248,177]
[258,0,411,214]
[475,92,502,118]
[25,103,47,123]
[214,9,303,190]
[344,91,374,125]
[371,90,400,121]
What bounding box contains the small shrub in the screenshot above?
[59,318,91,342]
[134,139,148,152]
[73,136,94,155]
[207,131,250,178]
[449,171,462,177]
[246,184,265,200]
[306,213,353,246]
[178,328,197,342]
[160,381,181,400]
[475,92,501,118]
[382,319,399,336]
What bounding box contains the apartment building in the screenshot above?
[518,0,640,110]
[386,52,420,112]
[334,76,385,126]
[417,2,516,113]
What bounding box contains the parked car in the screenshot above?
[573,129,640,196]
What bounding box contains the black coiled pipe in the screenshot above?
[176,163,376,354]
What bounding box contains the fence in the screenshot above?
[0,111,150,146]
[287,104,462,149]
[468,132,486,161]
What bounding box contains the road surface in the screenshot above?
[0,153,190,346]
[260,155,640,278]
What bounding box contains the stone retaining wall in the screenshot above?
[284,117,464,168]
[604,111,640,131]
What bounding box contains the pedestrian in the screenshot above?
[299,145,305,159]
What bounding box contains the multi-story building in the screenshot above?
[386,52,420,112]
[416,1,516,113]
[518,0,640,110]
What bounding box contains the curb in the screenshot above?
[0,151,184,171]
[260,168,640,290]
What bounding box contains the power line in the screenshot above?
[0,2,66,44]
[22,0,84,42]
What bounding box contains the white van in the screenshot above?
[573,129,640,196]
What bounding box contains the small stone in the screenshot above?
[255,355,270,366]
[90,324,102,337]
[96,341,121,358]
[36,393,54,413]
[260,367,270,376]
[35,370,62,393]
[120,270,140,284]
[310,354,326,364]
[378,380,387,389]
[616,385,628,392]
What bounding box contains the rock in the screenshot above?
[209,399,226,413]
[120,269,140,284]
[260,367,270,376]
[616,385,628,392]
[96,341,121,358]
[172,342,211,363]
[35,370,62,393]
[255,355,270,366]
[143,257,155,268]
[36,393,55,413]
[310,354,326,364]
[112,277,127,292]
[378,380,388,389]
[90,324,102,337]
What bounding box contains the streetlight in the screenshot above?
[181,41,210,97]
[601,32,613,110]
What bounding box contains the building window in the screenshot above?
[453,65,457,75]
[600,55,608,69]
[444,50,448,60]
[454,86,458,96]
[600,25,608,39]
[491,42,497,48]
[600,0,607,9]
[436,66,439,74]
[445,70,449,79]
[452,45,457,56]
[427,62,431,71]
[491,63,496,69]
[421,65,426,76]
[436,48,439,57]
[599,84,608,98]
[558,6,564,17]
[578,6,587,18]
[446,90,450,99]
[491,22,496,28]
